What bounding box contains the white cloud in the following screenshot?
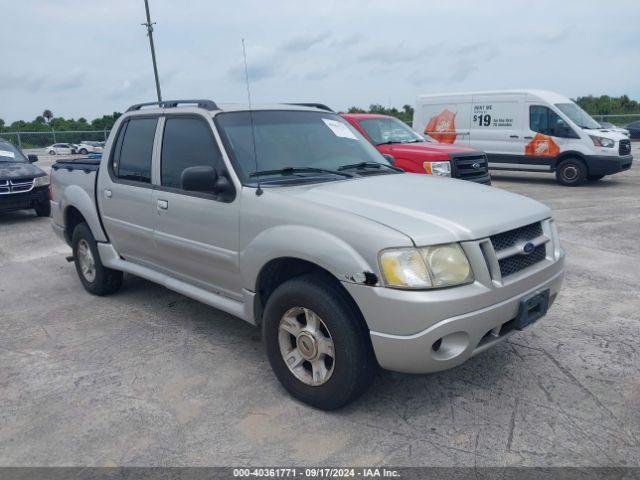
[1,0,639,122]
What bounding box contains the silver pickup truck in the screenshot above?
[51,100,565,409]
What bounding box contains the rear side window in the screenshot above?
[113,117,157,183]
[161,117,223,189]
[530,106,563,136]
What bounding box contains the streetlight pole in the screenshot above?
[142,0,162,103]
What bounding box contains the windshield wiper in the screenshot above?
[250,166,353,178]
[338,161,402,172]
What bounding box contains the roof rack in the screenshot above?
[126,99,219,112]
[286,103,334,112]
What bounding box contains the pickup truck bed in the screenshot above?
[51,157,105,245]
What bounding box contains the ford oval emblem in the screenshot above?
[522,242,535,254]
[472,162,481,169]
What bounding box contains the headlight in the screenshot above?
[423,161,451,176]
[379,243,474,289]
[589,135,615,148]
[34,175,49,187]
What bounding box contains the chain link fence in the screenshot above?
[0,129,111,150]
[590,113,640,126]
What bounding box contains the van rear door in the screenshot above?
[469,94,525,170]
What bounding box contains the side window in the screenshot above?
[530,106,569,137]
[530,106,550,134]
[113,118,157,183]
[161,117,223,189]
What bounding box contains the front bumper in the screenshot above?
[361,269,563,373]
[343,232,565,374]
[585,154,633,176]
[0,186,48,212]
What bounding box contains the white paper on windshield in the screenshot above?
[322,119,358,140]
[0,150,15,158]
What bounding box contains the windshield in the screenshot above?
[0,142,27,163]
[358,117,424,145]
[555,103,601,129]
[215,110,392,184]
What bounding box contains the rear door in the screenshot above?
[97,116,160,267]
[152,114,242,300]
[469,94,525,169]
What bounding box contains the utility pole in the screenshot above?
[142,0,162,102]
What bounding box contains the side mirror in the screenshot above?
[180,165,233,197]
[181,166,218,192]
[553,123,576,138]
[382,154,395,165]
[28,154,38,163]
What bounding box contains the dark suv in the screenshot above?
[0,140,51,216]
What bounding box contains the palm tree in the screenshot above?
[43,109,55,142]
[43,110,53,124]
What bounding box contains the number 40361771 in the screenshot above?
[473,114,491,126]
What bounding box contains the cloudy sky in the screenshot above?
[1,0,639,122]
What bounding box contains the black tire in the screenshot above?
[263,273,376,410]
[556,158,587,186]
[34,200,51,217]
[588,174,605,181]
[79,148,88,155]
[71,223,123,295]
[49,150,56,155]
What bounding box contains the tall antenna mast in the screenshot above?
[142,0,162,102]
[242,38,262,196]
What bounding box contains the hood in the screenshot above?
[386,142,480,157]
[581,128,629,141]
[0,161,45,180]
[282,174,551,246]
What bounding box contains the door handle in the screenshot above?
[104,189,112,198]
[524,136,533,140]
[157,199,169,210]
[510,135,519,139]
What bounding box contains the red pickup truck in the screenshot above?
[341,113,491,184]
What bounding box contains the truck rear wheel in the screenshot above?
[71,223,123,296]
[556,158,587,186]
[262,273,376,410]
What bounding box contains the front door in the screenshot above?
[522,104,571,171]
[152,115,242,300]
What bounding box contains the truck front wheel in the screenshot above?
[263,273,376,410]
[71,223,123,295]
[556,158,587,186]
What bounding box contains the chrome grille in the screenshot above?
[619,139,631,156]
[0,178,35,195]
[490,222,542,252]
[498,244,546,277]
[490,222,546,278]
[451,154,490,182]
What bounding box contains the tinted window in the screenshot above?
[530,106,567,136]
[161,117,223,189]
[114,118,157,183]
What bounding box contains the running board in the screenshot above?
[97,243,252,323]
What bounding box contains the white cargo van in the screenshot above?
[413,90,633,186]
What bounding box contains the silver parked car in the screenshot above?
[50,100,565,409]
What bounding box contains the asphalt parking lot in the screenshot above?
[1,145,639,467]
